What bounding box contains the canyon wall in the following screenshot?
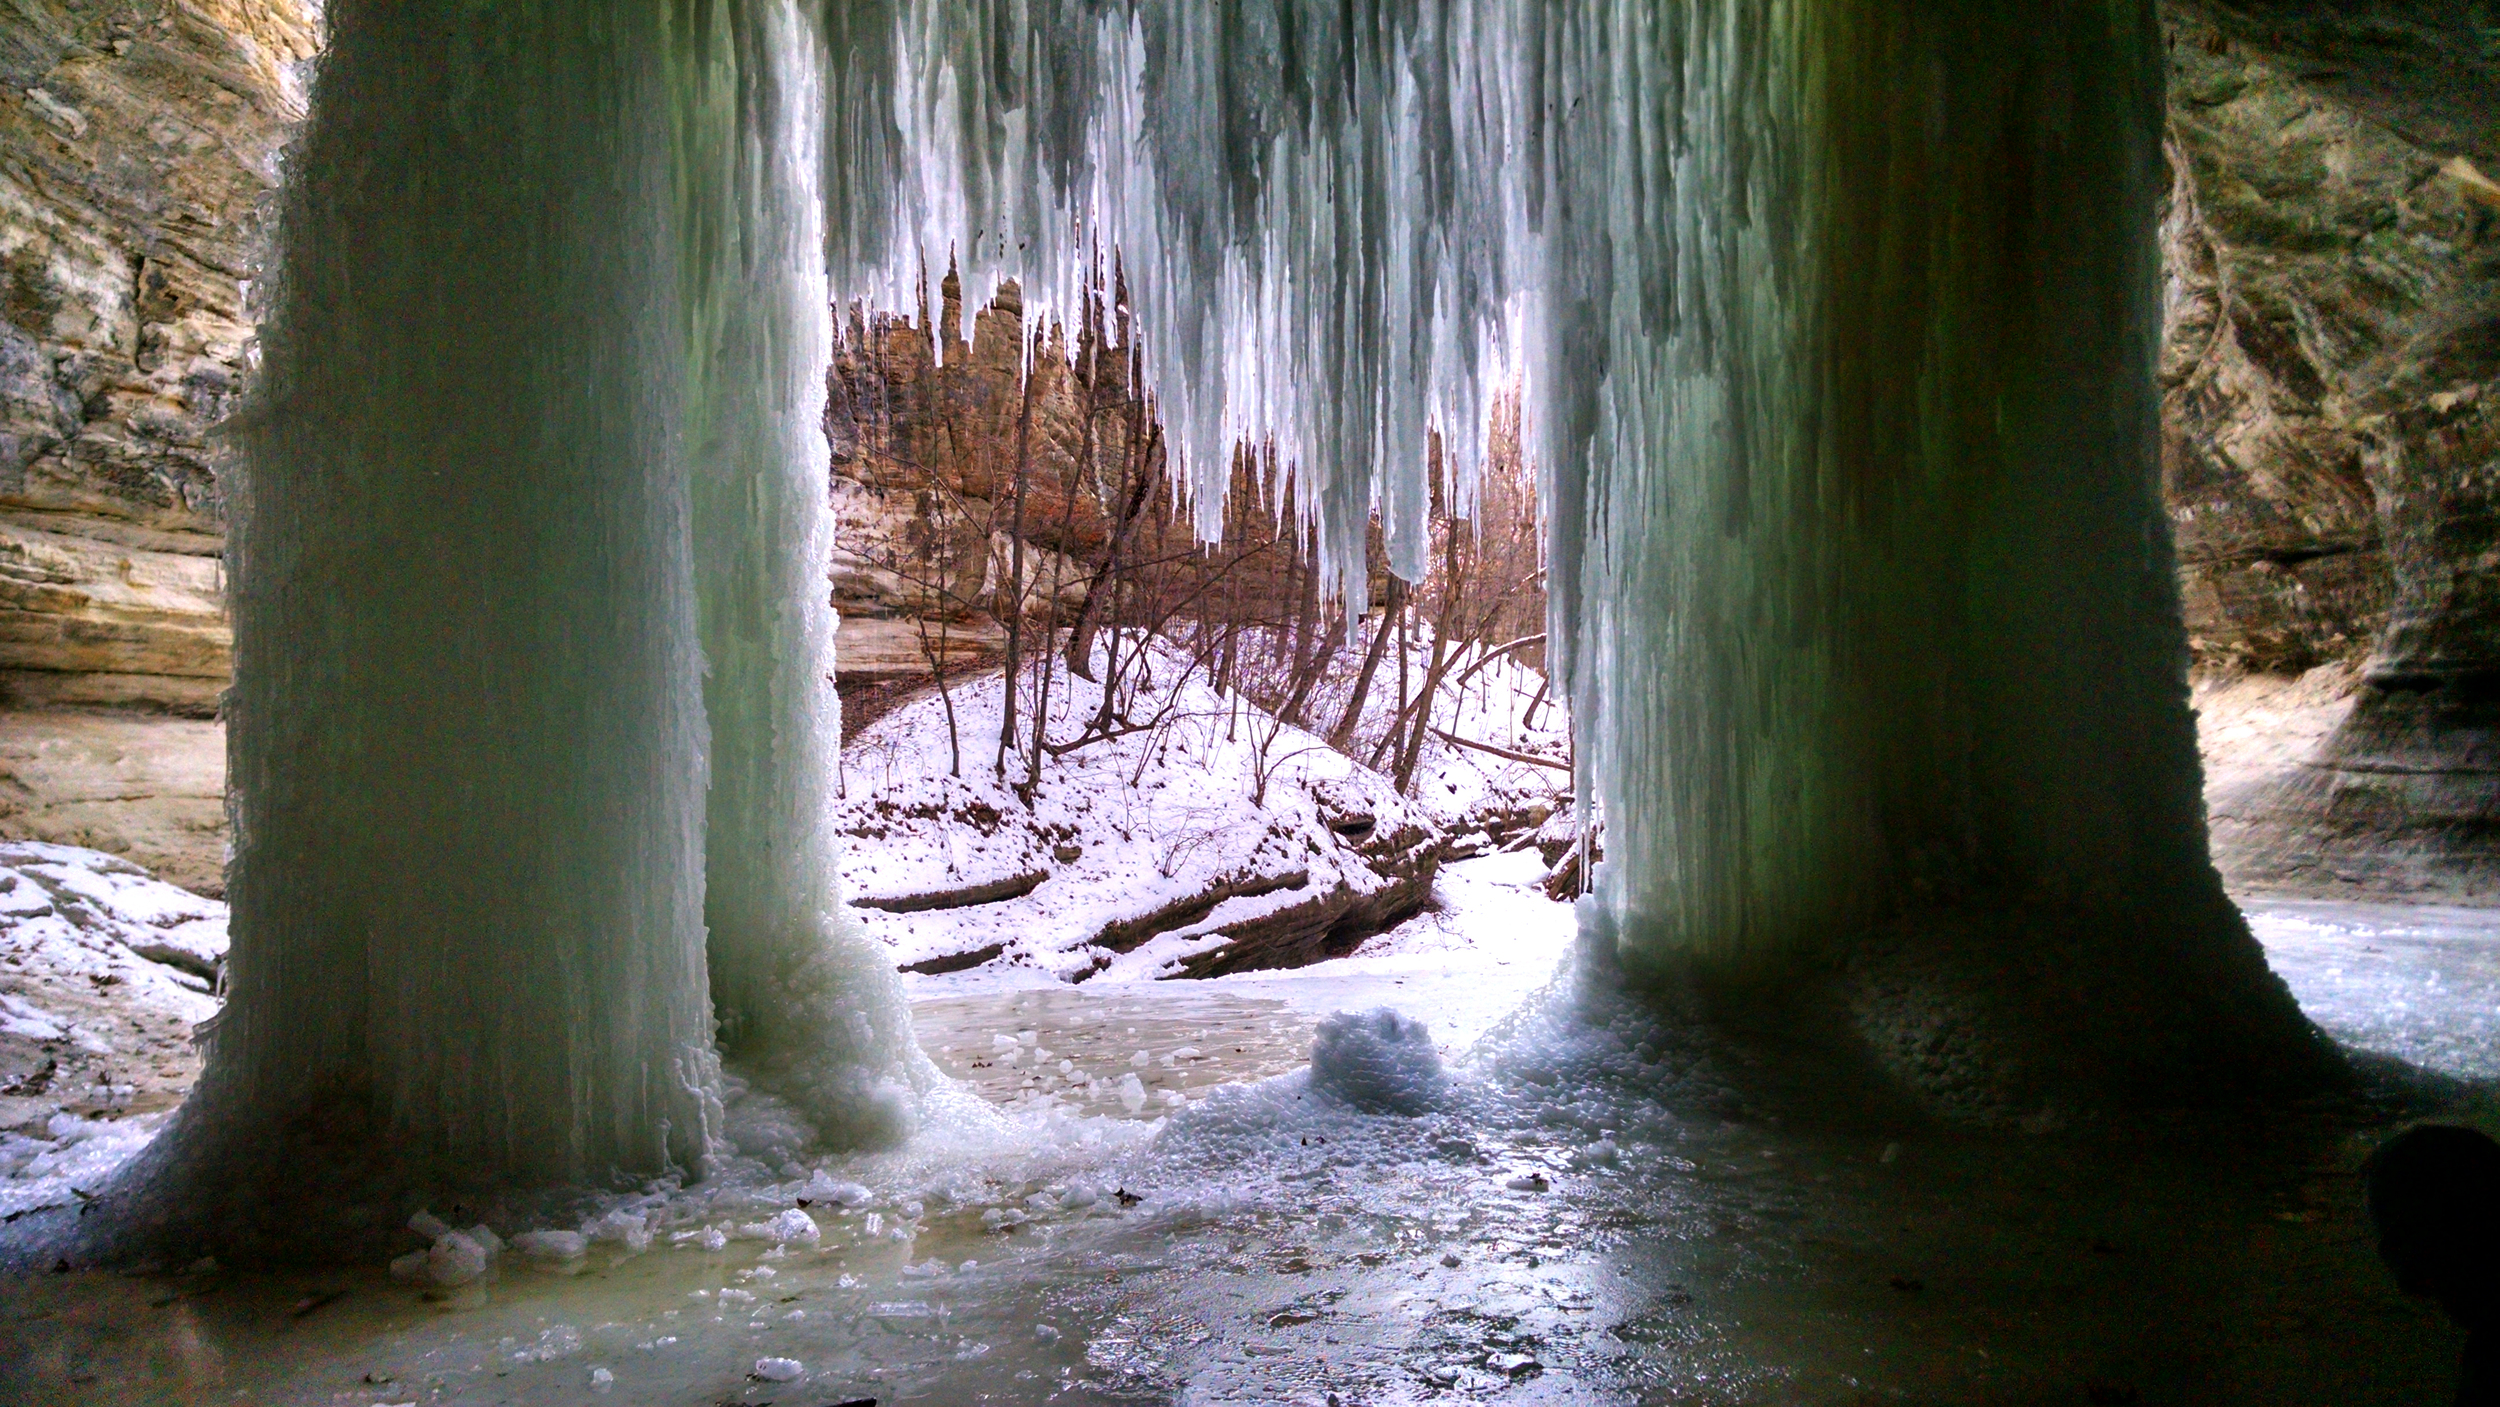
[0,0,315,715]
[2162,12,2500,896]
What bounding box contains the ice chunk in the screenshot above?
[1118,1073,1147,1114]
[514,1230,588,1262]
[587,1208,652,1252]
[752,1356,803,1382]
[1309,1009,1445,1115]
[1574,1139,1620,1167]
[804,1170,873,1207]
[589,1366,613,1392]
[744,1208,820,1245]
[424,1232,488,1287]
[407,1210,451,1241]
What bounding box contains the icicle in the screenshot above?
[822,0,1542,618]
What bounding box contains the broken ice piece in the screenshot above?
[424,1232,488,1288]
[587,1208,652,1251]
[742,1208,820,1245]
[514,1230,588,1262]
[751,1357,803,1382]
[805,1170,873,1207]
[1488,1352,1540,1375]
[407,1210,452,1241]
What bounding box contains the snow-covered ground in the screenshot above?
[1209,620,1575,851]
[0,841,228,1219]
[837,639,1446,981]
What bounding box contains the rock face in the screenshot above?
[2173,1,2500,173]
[0,707,224,896]
[0,0,318,713]
[827,275,1118,685]
[2162,10,2500,898]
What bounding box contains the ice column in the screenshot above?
[157,0,728,1202]
[679,0,929,1146]
[1544,0,2241,970]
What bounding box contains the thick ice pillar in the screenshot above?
[1546,0,2330,1095]
[678,1,927,1146]
[144,0,723,1220]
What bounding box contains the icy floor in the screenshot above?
[0,868,2492,1405]
[2246,899,2500,1082]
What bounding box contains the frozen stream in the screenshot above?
[0,861,2491,1404]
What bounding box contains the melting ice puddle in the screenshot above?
[0,889,2492,1404]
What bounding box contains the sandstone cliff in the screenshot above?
[2163,12,2500,897]
[0,0,317,714]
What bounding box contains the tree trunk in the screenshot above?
[1331,577,1403,752]
[996,330,1038,777]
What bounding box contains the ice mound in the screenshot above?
[1308,1009,1445,1116]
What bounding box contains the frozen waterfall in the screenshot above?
[69,0,2330,1261]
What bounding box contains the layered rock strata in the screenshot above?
[1,0,318,713]
[2163,16,2500,897]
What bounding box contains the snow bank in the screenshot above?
[0,842,230,1219]
[840,640,1439,981]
